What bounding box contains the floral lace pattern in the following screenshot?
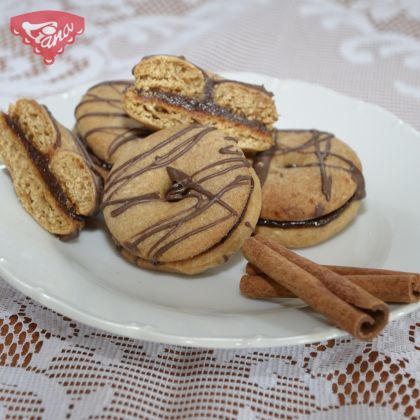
[300,0,420,100]
[0,284,419,419]
[0,0,419,418]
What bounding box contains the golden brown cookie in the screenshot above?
[253,130,366,248]
[123,55,278,153]
[75,80,152,172]
[0,99,103,238]
[102,124,261,274]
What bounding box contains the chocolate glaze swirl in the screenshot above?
[254,129,366,229]
[102,126,253,263]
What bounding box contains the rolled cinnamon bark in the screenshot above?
[246,262,419,279]
[241,271,420,303]
[241,274,295,298]
[325,265,417,276]
[242,235,389,340]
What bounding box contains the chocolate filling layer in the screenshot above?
[134,88,271,134]
[4,113,83,221]
[257,197,353,229]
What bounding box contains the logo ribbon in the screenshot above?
[10,10,85,65]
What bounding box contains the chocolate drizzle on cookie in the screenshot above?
[219,145,242,156]
[165,166,240,216]
[254,129,366,229]
[165,167,193,202]
[102,192,161,217]
[102,125,254,263]
[143,173,252,263]
[75,81,152,165]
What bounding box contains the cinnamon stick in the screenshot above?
[241,274,295,298]
[246,262,419,278]
[325,265,418,277]
[241,270,420,303]
[242,235,389,340]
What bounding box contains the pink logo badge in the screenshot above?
[10,10,84,65]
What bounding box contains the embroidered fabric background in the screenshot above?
[0,0,419,418]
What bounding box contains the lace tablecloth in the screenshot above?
[0,1,419,418]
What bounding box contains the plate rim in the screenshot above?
[1,72,419,348]
[3,261,419,348]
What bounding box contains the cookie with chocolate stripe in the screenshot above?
[123,55,278,153]
[102,124,261,275]
[0,99,103,238]
[253,129,366,248]
[75,80,153,174]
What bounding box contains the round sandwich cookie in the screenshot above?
[123,55,278,153]
[253,129,366,248]
[0,99,103,238]
[102,124,261,275]
[75,80,152,174]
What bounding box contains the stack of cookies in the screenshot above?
[0,55,366,275]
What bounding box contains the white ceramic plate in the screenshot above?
[1,73,419,348]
